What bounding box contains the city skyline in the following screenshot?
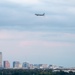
[0,52,75,69]
[1,53,63,69]
[0,0,75,67]
[0,53,64,69]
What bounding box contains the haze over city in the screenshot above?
[0,0,75,67]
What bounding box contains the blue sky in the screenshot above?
[0,0,75,67]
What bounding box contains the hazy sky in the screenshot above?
[0,0,75,67]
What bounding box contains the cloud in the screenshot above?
[41,0,75,5]
[0,29,75,48]
[0,30,75,40]
[19,40,75,47]
[6,0,40,5]
[0,0,75,28]
[0,0,75,67]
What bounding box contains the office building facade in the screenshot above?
[22,62,30,69]
[0,52,2,67]
[13,61,20,68]
[4,61,10,68]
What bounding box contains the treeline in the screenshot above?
[0,69,75,75]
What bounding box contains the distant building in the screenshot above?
[13,61,20,68]
[0,52,2,67]
[3,61,10,68]
[29,64,34,69]
[33,64,40,69]
[39,64,48,69]
[32,64,48,69]
[22,62,30,69]
[18,63,22,68]
[48,65,59,69]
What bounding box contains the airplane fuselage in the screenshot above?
[35,13,45,16]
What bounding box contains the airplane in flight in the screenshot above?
[35,13,45,16]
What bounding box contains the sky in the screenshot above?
[0,0,75,67]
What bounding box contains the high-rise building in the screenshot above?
[0,52,2,67]
[13,61,20,68]
[3,61,10,68]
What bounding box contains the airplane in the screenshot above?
[35,13,45,16]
